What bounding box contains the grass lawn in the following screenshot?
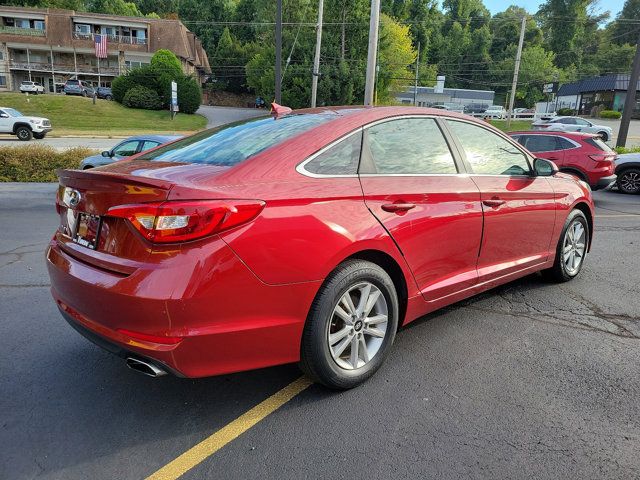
[490,119,533,132]
[0,92,207,136]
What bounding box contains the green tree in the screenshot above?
[612,0,640,45]
[376,14,417,102]
[151,49,183,77]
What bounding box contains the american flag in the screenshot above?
[94,34,107,59]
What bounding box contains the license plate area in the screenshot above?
[71,211,102,250]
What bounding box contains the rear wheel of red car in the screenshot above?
[300,260,398,390]
[617,168,640,194]
[543,209,589,282]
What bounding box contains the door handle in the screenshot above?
[547,157,559,161]
[381,203,416,213]
[482,198,506,208]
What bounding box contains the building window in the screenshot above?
[15,19,30,29]
[124,60,149,69]
[0,76,6,87]
[0,51,3,60]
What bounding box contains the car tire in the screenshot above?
[16,126,33,141]
[542,209,589,283]
[616,168,640,194]
[597,131,609,142]
[300,259,399,390]
[82,90,87,97]
[105,95,112,101]
[33,132,46,139]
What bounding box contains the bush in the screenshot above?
[151,49,183,78]
[176,75,202,114]
[0,145,95,182]
[557,108,576,116]
[615,146,640,154]
[600,110,622,119]
[123,85,163,110]
[111,74,136,104]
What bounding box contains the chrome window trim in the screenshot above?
[296,127,363,178]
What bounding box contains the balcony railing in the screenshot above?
[0,25,46,36]
[72,32,147,45]
[9,60,120,75]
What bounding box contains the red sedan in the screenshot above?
[508,131,617,190]
[47,107,594,389]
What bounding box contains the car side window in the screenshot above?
[575,118,590,126]
[112,140,140,157]
[363,118,457,174]
[523,135,558,153]
[557,137,577,150]
[561,118,576,125]
[447,120,531,176]
[140,141,160,152]
[304,131,362,175]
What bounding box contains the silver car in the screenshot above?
[80,134,181,169]
[532,116,613,142]
[615,153,640,194]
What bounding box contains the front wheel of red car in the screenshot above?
[543,209,589,282]
[300,260,399,390]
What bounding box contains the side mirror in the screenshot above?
[533,158,559,177]
[0,113,8,118]
[101,150,112,158]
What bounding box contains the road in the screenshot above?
[0,106,264,151]
[1,185,639,480]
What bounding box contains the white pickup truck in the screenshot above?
[19,81,45,94]
[0,107,52,140]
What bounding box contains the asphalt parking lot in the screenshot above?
[1,184,639,480]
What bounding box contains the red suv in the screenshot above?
[509,131,616,190]
[47,107,594,389]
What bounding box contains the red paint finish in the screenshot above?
[46,107,595,378]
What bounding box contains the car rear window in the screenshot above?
[66,80,79,85]
[585,137,613,152]
[138,113,334,166]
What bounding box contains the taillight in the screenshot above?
[588,153,615,162]
[107,199,265,243]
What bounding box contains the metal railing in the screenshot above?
[0,25,46,36]
[9,61,119,75]
[72,31,147,45]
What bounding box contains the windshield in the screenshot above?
[138,113,334,166]
[5,108,23,117]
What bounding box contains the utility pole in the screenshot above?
[507,15,526,129]
[364,0,381,106]
[413,41,420,107]
[275,0,283,104]
[310,0,324,108]
[617,30,640,148]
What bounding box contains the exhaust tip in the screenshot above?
[126,357,167,377]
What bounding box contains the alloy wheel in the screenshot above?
[327,282,388,370]
[620,171,640,194]
[563,220,586,275]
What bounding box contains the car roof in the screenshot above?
[508,130,597,139]
[121,134,182,142]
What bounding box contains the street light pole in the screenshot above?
[617,30,640,148]
[507,16,526,129]
[310,0,324,108]
[364,0,381,106]
[275,0,283,104]
[413,41,420,107]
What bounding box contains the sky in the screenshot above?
[481,0,626,17]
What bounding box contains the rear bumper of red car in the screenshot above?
[46,238,321,378]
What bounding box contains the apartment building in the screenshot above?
[0,6,211,93]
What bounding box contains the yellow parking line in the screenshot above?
[146,376,312,480]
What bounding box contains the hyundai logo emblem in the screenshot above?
[64,188,81,208]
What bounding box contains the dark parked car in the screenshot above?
[63,79,95,97]
[80,135,181,169]
[96,87,113,100]
[464,103,489,114]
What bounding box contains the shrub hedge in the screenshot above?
[123,85,163,110]
[557,108,576,116]
[599,110,622,119]
[0,145,95,182]
[615,146,640,154]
